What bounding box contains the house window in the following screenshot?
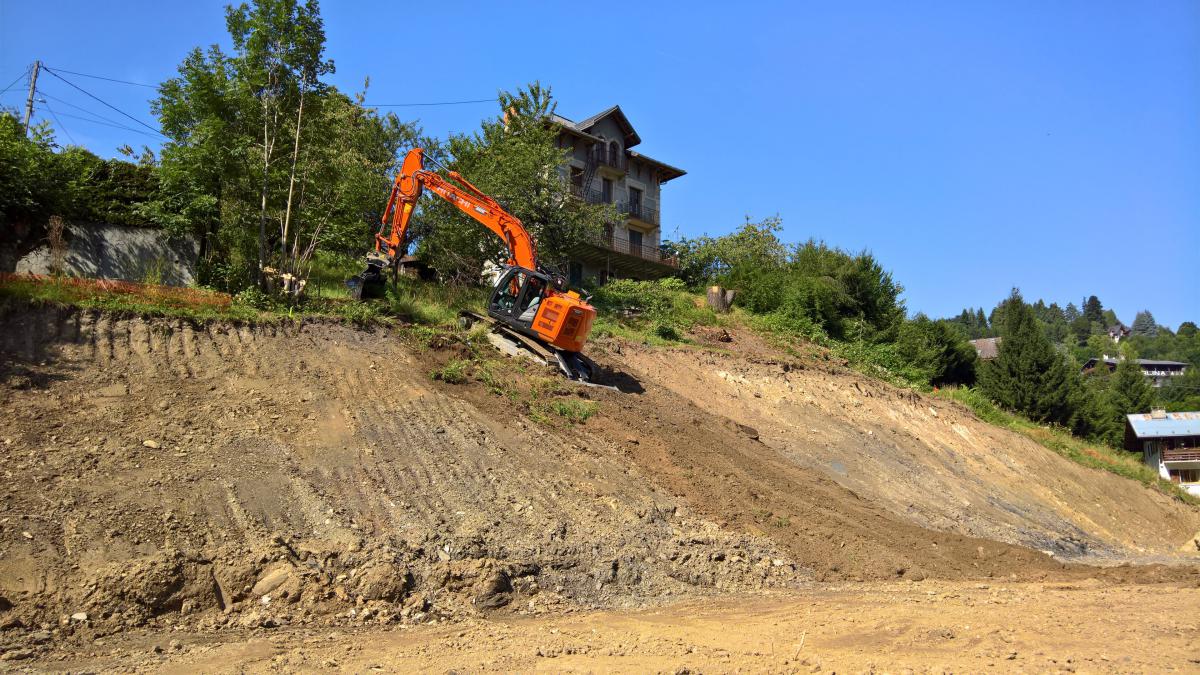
[628,187,643,217]
[569,167,584,196]
[609,140,620,164]
[569,261,583,286]
[1170,468,1199,484]
[602,177,613,203]
[628,229,643,253]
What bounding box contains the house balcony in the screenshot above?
[587,147,626,173]
[618,199,659,226]
[589,230,678,268]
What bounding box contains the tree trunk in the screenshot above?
[280,87,305,273]
[257,108,271,289]
[706,286,736,313]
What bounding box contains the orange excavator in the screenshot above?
[349,148,600,382]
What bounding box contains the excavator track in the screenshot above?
[460,311,619,392]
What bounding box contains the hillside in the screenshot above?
[1,304,1198,669]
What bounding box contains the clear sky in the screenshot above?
[2,1,1197,327]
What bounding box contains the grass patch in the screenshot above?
[0,273,261,321]
[546,398,598,423]
[936,386,1197,505]
[431,358,471,384]
[589,278,723,345]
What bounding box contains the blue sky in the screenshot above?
[2,1,1197,327]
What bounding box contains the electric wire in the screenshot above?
[45,110,165,138]
[367,98,496,107]
[36,88,143,130]
[40,100,77,145]
[0,66,29,96]
[31,64,498,108]
[43,66,157,89]
[40,66,161,134]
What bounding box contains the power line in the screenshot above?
[0,66,29,96]
[46,110,165,139]
[40,66,160,134]
[365,98,497,107]
[43,65,157,89]
[36,88,142,130]
[40,101,77,145]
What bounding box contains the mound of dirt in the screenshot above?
[601,332,1200,561]
[0,304,1196,650]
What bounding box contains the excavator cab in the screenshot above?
[488,266,550,330]
[487,266,594,355]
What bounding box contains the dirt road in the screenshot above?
[39,581,1200,673]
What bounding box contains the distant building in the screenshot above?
[1081,356,1188,388]
[550,105,686,285]
[1125,411,1200,496]
[968,337,1001,360]
[1107,324,1131,343]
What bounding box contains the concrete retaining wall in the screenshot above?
[16,223,199,287]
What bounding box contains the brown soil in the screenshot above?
[41,581,1200,673]
[1,304,1197,669]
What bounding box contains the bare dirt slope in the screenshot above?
[604,332,1200,560]
[0,305,1198,669]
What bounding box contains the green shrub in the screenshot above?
[233,287,276,311]
[590,278,717,343]
[431,358,471,384]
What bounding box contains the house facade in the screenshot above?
[1125,411,1200,496]
[1081,356,1189,388]
[551,106,685,285]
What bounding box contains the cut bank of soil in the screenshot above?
[0,304,1197,667]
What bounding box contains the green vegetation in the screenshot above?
[667,217,975,389]
[937,386,1196,505]
[412,83,610,280]
[431,358,471,384]
[589,278,722,345]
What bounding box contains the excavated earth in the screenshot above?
[1,304,1198,672]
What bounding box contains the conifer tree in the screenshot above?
[978,290,1075,425]
[1131,310,1158,337]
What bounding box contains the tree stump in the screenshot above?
[706,286,736,313]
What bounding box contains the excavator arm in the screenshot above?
[372,148,538,271]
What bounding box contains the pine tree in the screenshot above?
[1131,310,1158,337]
[1064,302,1080,323]
[1083,295,1104,324]
[978,290,1076,425]
[1107,347,1155,418]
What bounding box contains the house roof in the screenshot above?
[1126,411,1200,439]
[969,337,1001,359]
[1083,357,1189,368]
[549,113,602,143]
[572,105,641,148]
[628,150,687,183]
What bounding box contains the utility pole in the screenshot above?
[22,60,41,136]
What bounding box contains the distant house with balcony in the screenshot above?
[1125,411,1200,496]
[550,106,685,285]
[1080,355,1189,388]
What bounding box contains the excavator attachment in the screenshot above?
[346,255,388,300]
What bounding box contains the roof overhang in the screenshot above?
[628,151,686,183]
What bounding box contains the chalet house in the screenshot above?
[1125,411,1200,496]
[1107,324,1131,342]
[1081,355,1189,388]
[968,337,1001,360]
[550,106,686,285]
